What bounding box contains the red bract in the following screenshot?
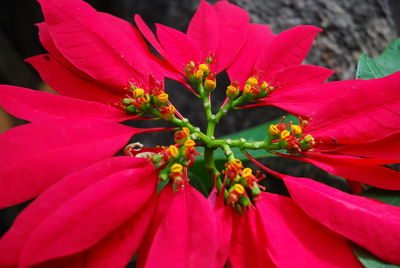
[28,0,179,105]
[134,0,250,77]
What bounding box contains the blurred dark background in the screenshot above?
[1,0,400,259]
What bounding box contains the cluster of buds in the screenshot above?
[225,76,274,101]
[185,60,217,92]
[222,159,265,212]
[150,129,200,190]
[268,117,316,154]
[122,79,175,121]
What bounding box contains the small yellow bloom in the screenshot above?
[170,163,183,174]
[182,127,190,136]
[195,69,204,78]
[133,88,144,97]
[269,124,280,135]
[242,168,252,178]
[280,130,291,139]
[168,145,179,157]
[198,63,209,72]
[233,184,245,195]
[156,93,169,103]
[246,77,258,86]
[184,139,196,147]
[291,125,302,135]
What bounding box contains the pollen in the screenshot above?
[269,124,280,135]
[198,64,209,72]
[168,145,179,157]
[184,139,196,147]
[133,88,144,97]
[280,130,291,139]
[244,84,252,94]
[156,93,169,103]
[233,184,245,195]
[291,125,302,135]
[205,79,216,90]
[182,127,190,136]
[195,69,204,78]
[142,94,150,103]
[231,159,243,168]
[246,77,258,86]
[226,85,239,99]
[242,168,252,178]
[170,163,183,174]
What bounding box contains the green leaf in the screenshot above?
[356,39,400,79]
[352,244,400,268]
[157,178,170,193]
[361,188,400,207]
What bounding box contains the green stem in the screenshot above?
[214,95,248,123]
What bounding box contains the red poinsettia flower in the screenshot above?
[28,0,180,105]
[134,0,250,83]
[208,161,400,267]
[0,0,182,208]
[0,156,218,267]
[0,85,171,208]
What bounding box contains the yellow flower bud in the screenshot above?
[243,84,252,94]
[269,124,280,135]
[168,145,179,158]
[242,168,252,178]
[133,88,144,97]
[226,85,239,99]
[170,163,183,174]
[280,130,291,139]
[198,63,209,72]
[184,139,196,147]
[182,127,190,136]
[233,184,245,195]
[231,159,243,168]
[246,77,258,86]
[195,69,204,78]
[205,79,216,92]
[156,93,169,103]
[291,125,302,135]
[142,94,150,103]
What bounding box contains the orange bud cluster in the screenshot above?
[268,117,315,154]
[149,130,201,191]
[122,79,175,121]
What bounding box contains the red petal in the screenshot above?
[187,0,219,62]
[27,55,123,104]
[228,208,275,267]
[138,185,218,267]
[213,1,250,73]
[255,25,322,81]
[334,133,400,160]
[19,166,157,267]
[227,23,274,86]
[209,189,233,268]
[32,204,155,268]
[284,175,400,265]
[290,153,400,190]
[0,157,148,267]
[256,192,361,267]
[268,64,333,95]
[0,85,131,122]
[38,0,153,87]
[307,72,400,144]
[0,119,142,208]
[156,23,202,73]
